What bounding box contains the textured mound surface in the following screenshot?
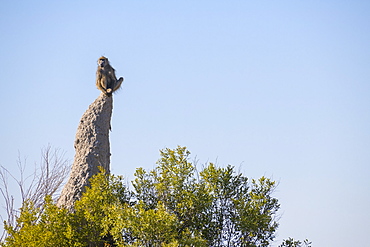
[57,93,113,210]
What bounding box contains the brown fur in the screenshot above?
[96,56,123,96]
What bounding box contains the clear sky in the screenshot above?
[1,0,370,246]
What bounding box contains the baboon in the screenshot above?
[96,56,123,96]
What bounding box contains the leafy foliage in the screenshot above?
[3,197,73,247]
[278,238,312,247]
[1,146,308,247]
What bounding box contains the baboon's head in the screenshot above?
[98,56,108,68]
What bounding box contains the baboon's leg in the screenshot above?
[113,77,124,92]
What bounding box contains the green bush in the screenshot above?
[2,146,308,247]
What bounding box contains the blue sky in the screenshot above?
[1,0,370,245]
